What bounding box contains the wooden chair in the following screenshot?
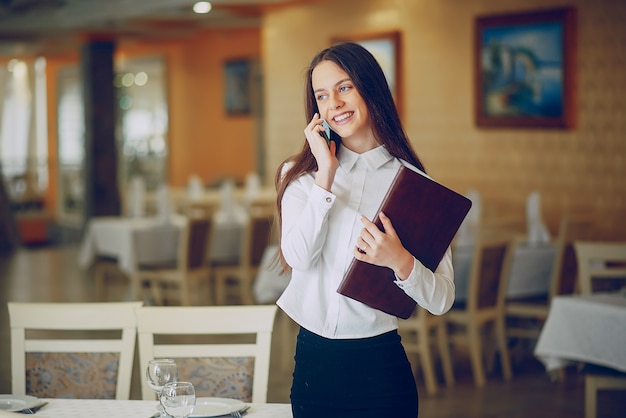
[136,216,213,305]
[93,255,128,299]
[8,301,142,400]
[135,305,277,403]
[574,241,626,295]
[398,306,455,395]
[584,366,626,418]
[506,218,592,342]
[213,206,276,305]
[573,241,626,418]
[445,231,515,387]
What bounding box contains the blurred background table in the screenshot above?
[78,214,247,300]
[534,293,626,372]
[453,241,556,302]
[145,186,276,217]
[78,216,181,277]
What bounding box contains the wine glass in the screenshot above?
[160,381,196,418]
[146,359,178,417]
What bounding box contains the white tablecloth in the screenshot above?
[453,241,556,301]
[78,215,244,276]
[78,216,181,276]
[32,399,292,418]
[534,293,626,372]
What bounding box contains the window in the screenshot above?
[115,56,168,191]
[0,58,48,205]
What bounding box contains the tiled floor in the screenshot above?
[1,245,624,417]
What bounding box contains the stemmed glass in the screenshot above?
[146,359,178,417]
[160,381,196,418]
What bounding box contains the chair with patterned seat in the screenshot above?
[9,301,142,400]
[135,305,277,403]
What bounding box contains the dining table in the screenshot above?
[534,292,626,373]
[452,240,556,302]
[148,186,276,216]
[27,398,293,418]
[78,214,246,298]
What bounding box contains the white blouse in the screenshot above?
[277,145,455,339]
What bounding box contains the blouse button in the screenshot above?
[326,197,332,203]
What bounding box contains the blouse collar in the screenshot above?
[337,145,395,172]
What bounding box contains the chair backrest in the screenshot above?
[240,207,276,271]
[135,305,277,403]
[549,218,593,297]
[574,241,626,295]
[154,215,212,274]
[466,231,515,313]
[8,301,142,400]
[183,216,212,270]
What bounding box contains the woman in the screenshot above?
[275,42,455,418]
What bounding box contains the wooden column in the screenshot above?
[80,39,120,231]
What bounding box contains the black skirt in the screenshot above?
[290,327,418,418]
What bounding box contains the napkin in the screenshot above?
[128,176,146,218]
[214,178,248,225]
[215,178,237,223]
[187,175,204,202]
[454,189,481,247]
[156,184,173,224]
[244,172,261,206]
[526,191,551,244]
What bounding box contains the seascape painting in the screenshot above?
[474,8,575,128]
[481,22,563,118]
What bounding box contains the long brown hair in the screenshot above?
[274,42,426,272]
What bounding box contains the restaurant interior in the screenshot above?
[0,0,625,417]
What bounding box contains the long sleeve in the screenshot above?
[395,246,455,315]
[281,175,335,270]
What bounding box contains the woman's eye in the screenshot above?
[316,93,327,101]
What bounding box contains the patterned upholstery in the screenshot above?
[136,305,277,403]
[175,357,254,402]
[25,353,119,399]
[9,302,142,400]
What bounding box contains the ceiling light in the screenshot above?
[193,2,212,14]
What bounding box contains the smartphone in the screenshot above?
[320,120,331,145]
[321,120,342,150]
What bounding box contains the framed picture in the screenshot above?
[475,7,576,128]
[224,59,252,115]
[332,31,402,117]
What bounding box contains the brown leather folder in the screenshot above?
[337,164,472,319]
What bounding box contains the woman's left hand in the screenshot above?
[354,212,415,280]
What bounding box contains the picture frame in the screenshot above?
[474,7,576,129]
[332,31,402,117]
[224,58,252,115]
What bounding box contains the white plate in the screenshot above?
[189,397,246,417]
[0,394,40,412]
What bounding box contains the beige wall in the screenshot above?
[118,28,261,187]
[262,0,626,239]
